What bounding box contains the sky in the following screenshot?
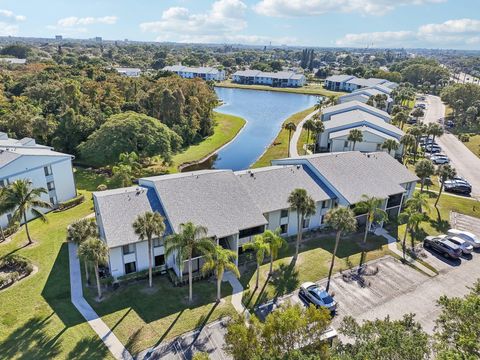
[0,0,479,49]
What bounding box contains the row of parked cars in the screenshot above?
[424,229,480,259]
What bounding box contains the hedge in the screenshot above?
[117,266,166,283]
[0,254,34,290]
[57,194,85,211]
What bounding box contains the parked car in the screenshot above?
[430,154,450,164]
[444,178,472,195]
[424,145,442,153]
[447,229,480,248]
[407,117,417,125]
[441,235,473,254]
[424,236,462,259]
[299,282,337,312]
[445,120,454,128]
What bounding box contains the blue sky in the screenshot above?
[0,0,479,49]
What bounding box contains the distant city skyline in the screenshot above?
[0,0,479,50]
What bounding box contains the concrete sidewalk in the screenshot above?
[68,242,133,360]
[223,271,248,316]
[289,109,318,157]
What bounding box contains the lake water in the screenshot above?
[183,87,319,171]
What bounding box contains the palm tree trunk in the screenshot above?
[188,256,193,303]
[294,213,301,261]
[95,261,102,299]
[255,261,260,289]
[84,259,90,285]
[435,183,443,207]
[363,217,370,244]
[305,129,310,155]
[269,248,274,275]
[287,131,292,157]
[420,178,425,192]
[148,238,153,288]
[217,268,223,302]
[0,226,5,242]
[402,225,409,259]
[24,213,32,245]
[326,231,341,292]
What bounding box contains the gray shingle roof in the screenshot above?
[0,150,21,168]
[322,101,391,122]
[328,126,398,142]
[325,75,356,83]
[140,170,267,239]
[94,186,153,248]
[282,152,418,204]
[235,166,331,213]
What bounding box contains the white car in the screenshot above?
[430,155,450,164]
[447,229,480,248]
[443,235,473,254]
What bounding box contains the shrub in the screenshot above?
[3,222,19,238]
[458,134,470,142]
[96,184,108,191]
[117,266,165,283]
[57,195,85,211]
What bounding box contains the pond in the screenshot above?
[182,87,319,172]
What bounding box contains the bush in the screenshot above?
[459,134,470,142]
[117,266,165,283]
[0,254,33,289]
[3,222,19,238]
[96,184,108,191]
[57,195,85,211]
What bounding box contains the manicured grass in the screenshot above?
[216,80,344,97]
[0,189,113,360]
[462,134,480,159]
[240,232,390,309]
[297,125,313,156]
[74,167,121,192]
[165,112,245,173]
[85,277,236,355]
[252,107,315,168]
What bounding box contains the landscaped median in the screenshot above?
[216,80,343,97]
[253,107,315,168]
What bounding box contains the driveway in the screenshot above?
[423,95,480,199]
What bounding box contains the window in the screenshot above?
[376,143,382,151]
[47,181,55,191]
[153,238,163,248]
[280,209,289,218]
[124,261,136,274]
[0,179,5,188]
[321,200,328,209]
[320,216,325,225]
[303,218,310,229]
[239,225,264,239]
[44,165,53,176]
[122,244,135,255]
[344,141,349,148]
[154,254,165,267]
[280,224,288,234]
[49,196,57,205]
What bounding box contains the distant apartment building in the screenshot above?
[163,65,226,81]
[115,67,142,77]
[0,58,26,65]
[55,35,63,41]
[0,133,77,229]
[324,75,397,92]
[232,70,306,88]
[338,85,394,112]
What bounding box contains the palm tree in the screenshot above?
[112,164,133,187]
[415,159,435,192]
[67,218,98,284]
[133,211,166,288]
[324,207,357,292]
[407,125,424,162]
[411,108,424,123]
[393,111,408,130]
[242,234,270,289]
[405,191,430,214]
[314,97,324,111]
[303,118,315,154]
[202,245,239,302]
[311,120,325,153]
[356,195,387,245]
[400,134,416,163]
[0,187,15,242]
[78,237,109,299]
[435,165,456,207]
[262,229,285,275]
[288,189,316,262]
[323,95,337,108]
[165,222,214,303]
[347,129,363,151]
[4,179,52,245]
[427,123,444,143]
[399,208,425,257]
[381,139,399,155]
[284,122,297,157]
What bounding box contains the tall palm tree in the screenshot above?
[288,189,316,262]
[311,120,325,153]
[355,195,387,246]
[165,222,214,303]
[314,97,324,111]
[67,218,98,284]
[303,118,315,154]
[405,191,430,214]
[381,139,399,155]
[411,108,424,123]
[399,208,425,257]
[4,179,52,245]
[435,165,456,207]
[393,111,409,130]
[242,234,270,289]
[415,159,435,192]
[263,229,285,275]
[0,187,15,242]
[202,245,239,302]
[284,122,297,157]
[133,211,166,288]
[324,207,357,292]
[323,95,337,108]
[400,134,416,163]
[78,237,109,299]
[427,123,444,143]
[347,129,363,151]
[407,125,424,162]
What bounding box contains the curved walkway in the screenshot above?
[68,242,133,360]
[289,109,318,157]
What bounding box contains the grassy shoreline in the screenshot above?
[164,112,245,173]
[216,80,343,97]
[252,107,315,168]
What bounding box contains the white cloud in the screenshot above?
[254,0,445,17]
[57,15,117,27]
[0,21,18,36]
[140,0,285,45]
[0,9,26,21]
[335,18,480,48]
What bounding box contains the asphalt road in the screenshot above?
[423,95,480,199]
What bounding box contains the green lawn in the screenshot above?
[461,134,480,159]
[252,107,315,168]
[216,80,343,97]
[0,189,113,360]
[84,277,236,355]
[240,232,390,309]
